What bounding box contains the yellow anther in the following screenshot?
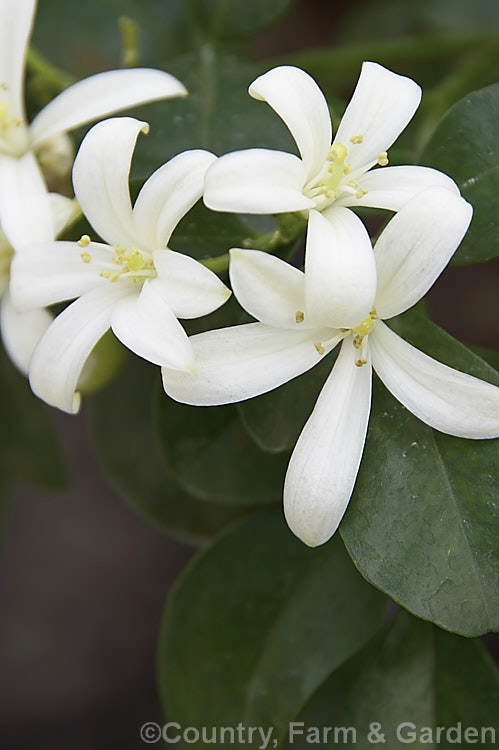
[125,248,146,271]
[0,83,7,91]
[343,163,352,174]
[295,310,305,323]
[369,309,379,320]
[377,151,389,166]
[100,270,120,283]
[347,179,358,188]
[355,358,368,367]
[353,314,375,337]
[327,142,348,162]
[0,100,7,124]
[355,188,368,199]
[350,134,364,144]
[78,234,91,247]
[353,334,363,349]
[340,328,349,333]
[314,342,325,355]
[80,251,91,263]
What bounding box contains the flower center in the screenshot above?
[310,309,378,367]
[78,235,157,284]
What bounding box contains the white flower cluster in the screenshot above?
[5,0,499,546]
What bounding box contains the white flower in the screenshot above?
[203,63,459,241]
[0,0,187,249]
[0,192,78,374]
[162,187,499,547]
[11,117,231,414]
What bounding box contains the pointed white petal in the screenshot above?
[203,148,313,214]
[229,247,309,329]
[374,188,473,319]
[72,117,147,247]
[284,337,372,547]
[305,208,376,329]
[29,283,129,414]
[370,321,499,438]
[29,68,186,146]
[0,0,35,121]
[152,250,230,319]
[10,240,113,310]
[0,152,54,249]
[133,150,216,249]
[334,62,421,174]
[162,322,341,405]
[336,165,460,211]
[249,65,332,183]
[0,292,52,374]
[111,278,194,369]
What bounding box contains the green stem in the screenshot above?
[118,16,141,68]
[26,46,75,94]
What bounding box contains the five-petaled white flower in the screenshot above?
[203,62,459,247]
[11,117,231,414]
[161,188,499,547]
[0,0,187,250]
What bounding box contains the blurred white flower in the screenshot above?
[0,0,187,249]
[11,117,231,413]
[162,187,499,547]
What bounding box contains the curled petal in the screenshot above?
[334,62,421,175]
[111,278,194,370]
[0,292,52,375]
[152,250,231,318]
[284,337,372,547]
[162,322,341,406]
[370,321,499,439]
[29,283,129,414]
[336,165,460,211]
[249,65,332,183]
[305,207,376,329]
[72,117,147,248]
[133,150,217,249]
[30,68,187,146]
[203,149,312,214]
[374,188,473,319]
[229,248,308,329]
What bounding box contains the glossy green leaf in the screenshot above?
[158,509,387,744]
[285,610,499,749]
[0,347,66,490]
[155,384,290,506]
[238,349,337,453]
[88,356,248,544]
[341,310,499,636]
[420,83,499,264]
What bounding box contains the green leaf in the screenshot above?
[192,0,297,39]
[158,509,387,744]
[341,311,499,636]
[285,610,499,749]
[155,382,290,506]
[0,347,66,490]
[88,356,249,544]
[238,349,337,453]
[420,83,499,264]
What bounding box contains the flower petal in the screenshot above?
[0,0,34,121]
[152,249,231,318]
[336,165,460,211]
[203,148,313,214]
[0,152,54,249]
[374,187,473,319]
[370,321,499,438]
[72,117,146,248]
[284,337,372,547]
[0,291,52,374]
[29,283,128,414]
[49,193,81,236]
[29,68,187,146]
[333,62,421,175]
[249,65,332,183]
[133,150,216,249]
[229,247,309,329]
[111,278,194,369]
[162,322,340,405]
[10,240,113,310]
[305,207,377,329]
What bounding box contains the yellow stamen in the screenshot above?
[78,234,91,247]
[314,342,325,355]
[350,134,364,144]
[355,189,368,199]
[125,248,146,271]
[327,143,348,162]
[355,357,368,367]
[100,270,120,283]
[343,163,352,175]
[377,151,389,167]
[295,310,305,323]
[347,179,358,188]
[80,251,91,263]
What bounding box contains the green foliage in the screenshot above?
[158,509,387,745]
